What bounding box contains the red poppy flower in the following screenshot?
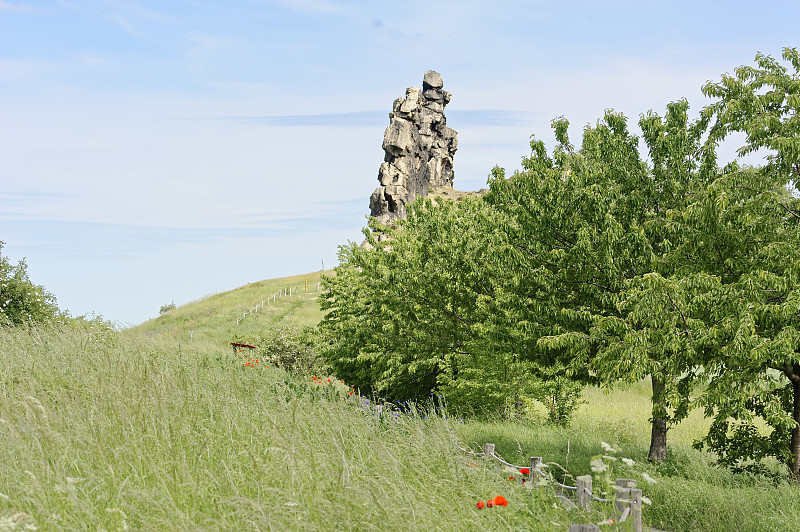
[508,476,514,481]
[486,500,494,508]
[475,501,484,509]
[519,468,530,474]
[492,495,508,507]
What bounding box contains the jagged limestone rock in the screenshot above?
[369,70,458,230]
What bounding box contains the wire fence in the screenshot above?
[456,442,643,532]
[235,281,322,326]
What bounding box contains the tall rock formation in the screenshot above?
[369,70,458,228]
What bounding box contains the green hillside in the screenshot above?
[133,270,330,345]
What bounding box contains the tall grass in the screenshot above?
[0,324,574,530]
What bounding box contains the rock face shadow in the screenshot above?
[368,70,458,234]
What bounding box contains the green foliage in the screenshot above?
[319,196,499,405]
[319,194,580,420]
[703,47,800,186]
[484,104,718,460]
[0,241,61,327]
[534,376,585,426]
[159,301,176,315]
[680,48,800,475]
[255,327,327,376]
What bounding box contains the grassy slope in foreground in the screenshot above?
[133,270,330,345]
[0,324,579,531]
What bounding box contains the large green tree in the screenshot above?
[486,102,716,461]
[682,47,800,476]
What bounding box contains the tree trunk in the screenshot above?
[648,374,668,462]
[789,364,800,477]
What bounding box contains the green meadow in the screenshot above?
[0,274,798,531]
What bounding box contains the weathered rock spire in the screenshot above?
[368,70,458,227]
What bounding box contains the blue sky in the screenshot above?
[1,0,798,326]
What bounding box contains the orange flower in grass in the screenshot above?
[492,495,508,507]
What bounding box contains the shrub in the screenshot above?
[0,241,61,326]
[256,327,327,376]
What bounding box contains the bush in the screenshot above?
[256,327,327,376]
[0,241,61,326]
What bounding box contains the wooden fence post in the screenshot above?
[576,475,592,509]
[568,525,599,532]
[614,479,640,532]
[484,443,495,457]
[629,488,642,532]
[529,457,542,484]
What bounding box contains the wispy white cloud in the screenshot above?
[218,109,533,128]
[115,14,145,39]
[267,0,352,17]
[185,33,245,56]
[0,0,41,13]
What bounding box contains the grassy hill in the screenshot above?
[133,270,330,345]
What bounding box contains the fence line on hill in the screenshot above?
[235,281,322,327]
[457,442,643,532]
